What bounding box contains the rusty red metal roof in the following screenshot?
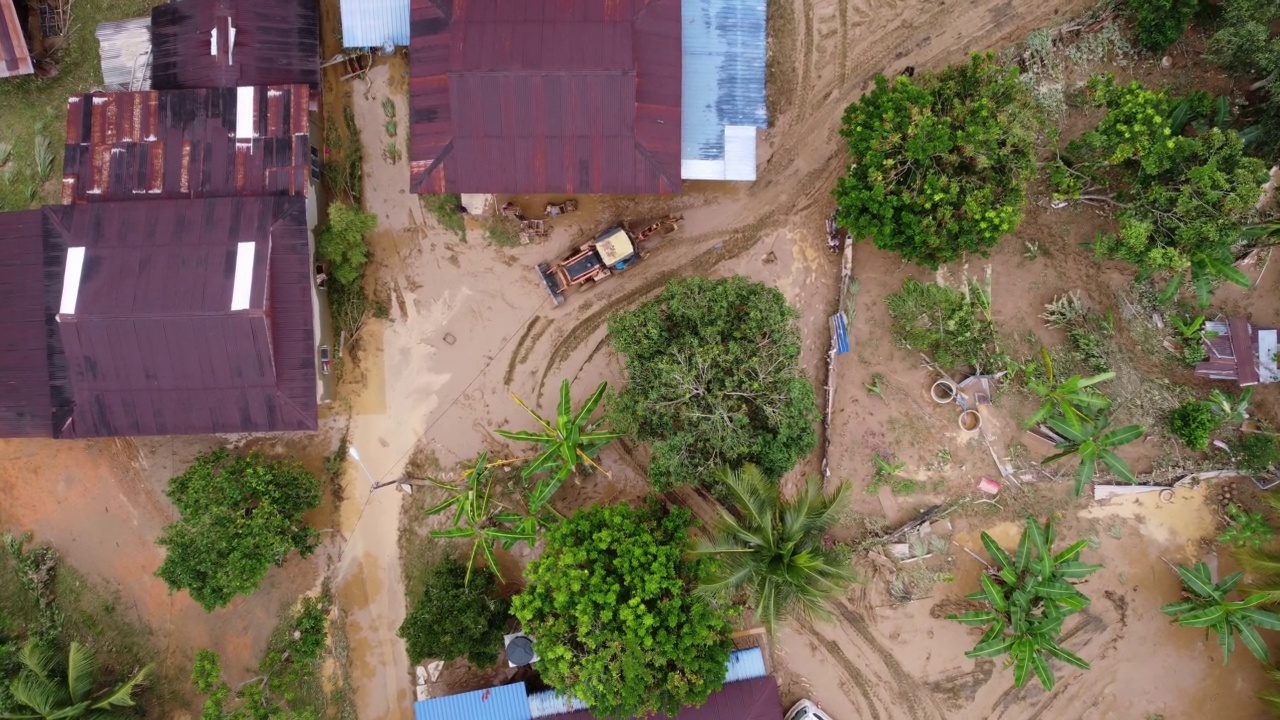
[14,196,318,438]
[150,0,320,90]
[408,0,681,194]
[557,677,783,720]
[62,85,311,203]
[0,0,33,78]
[0,210,52,437]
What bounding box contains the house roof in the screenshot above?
[413,682,531,720]
[408,0,682,195]
[62,85,311,203]
[558,677,782,720]
[96,16,154,91]
[341,0,410,48]
[150,0,320,90]
[0,210,52,437]
[36,197,317,438]
[0,0,33,78]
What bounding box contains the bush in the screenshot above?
[511,502,733,719]
[885,278,1003,371]
[1128,0,1199,52]
[156,449,321,611]
[1227,432,1280,474]
[1167,400,1222,450]
[318,202,377,287]
[1066,327,1111,374]
[398,556,510,667]
[608,276,818,490]
[833,53,1038,267]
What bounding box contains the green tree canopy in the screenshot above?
[398,556,510,667]
[317,202,377,287]
[833,52,1038,267]
[156,449,321,611]
[511,502,733,719]
[608,276,818,490]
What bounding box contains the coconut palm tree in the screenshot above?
[2,640,152,719]
[692,465,858,634]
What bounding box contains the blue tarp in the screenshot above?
[414,682,531,720]
[832,312,850,355]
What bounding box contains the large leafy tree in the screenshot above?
[511,502,733,718]
[833,52,1038,267]
[398,556,510,667]
[3,641,152,719]
[317,202,376,287]
[156,450,321,611]
[608,276,818,490]
[1161,561,1280,664]
[496,379,621,513]
[948,518,1101,692]
[693,466,858,634]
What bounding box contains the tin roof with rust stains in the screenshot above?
[0,0,33,78]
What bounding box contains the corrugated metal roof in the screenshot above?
[680,0,767,181]
[0,0,33,78]
[150,0,320,90]
[414,682,531,720]
[40,196,317,438]
[556,677,782,720]
[62,85,311,203]
[0,210,52,437]
[724,647,768,683]
[96,17,152,91]
[340,0,409,48]
[408,0,682,195]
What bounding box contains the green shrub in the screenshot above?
[885,278,1003,372]
[1066,327,1111,374]
[318,202,377,287]
[398,556,510,667]
[1167,400,1222,450]
[1219,503,1275,549]
[608,276,818,490]
[833,53,1037,267]
[1128,0,1199,52]
[511,502,733,719]
[1227,432,1280,474]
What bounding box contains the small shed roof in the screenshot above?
[0,0,33,78]
[62,85,311,203]
[414,682,531,720]
[0,210,52,437]
[41,196,317,438]
[96,17,153,91]
[409,0,682,195]
[150,0,320,90]
[340,0,409,48]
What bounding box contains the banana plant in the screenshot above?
[1207,387,1253,425]
[424,453,537,585]
[495,379,621,514]
[1161,561,1280,664]
[1043,411,1144,495]
[1024,349,1114,430]
[948,517,1101,691]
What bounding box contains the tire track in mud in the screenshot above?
[797,622,884,720]
[503,317,542,386]
[832,601,947,720]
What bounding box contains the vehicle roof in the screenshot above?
[594,227,635,266]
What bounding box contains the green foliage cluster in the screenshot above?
[885,278,1003,371]
[608,276,818,490]
[318,203,378,288]
[1227,432,1280,474]
[511,502,733,719]
[398,556,510,667]
[833,53,1038,267]
[1126,0,1198,52]
[194,596,335,719]
[693,466,858,634]
[948,518,1101,691]
[156,449,321,611]
[421,194,467,240]
[1044,412,1144,494]
[1065,327,1111,374]
[1070,75,1270,306]
[1161,561,1280,664]
[1166,400,1222,450]
[1206,0,1280,155]
[2,641,152,719]
[423,454,537,584]
[1218,503,1275,550]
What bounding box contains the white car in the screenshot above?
[787,699,835,720]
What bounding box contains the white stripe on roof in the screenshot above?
[235,86,255,139]
[230,242,255,310]
[59,247,86,316]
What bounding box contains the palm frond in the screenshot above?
[66,642,98,703]
[90,664,152,709]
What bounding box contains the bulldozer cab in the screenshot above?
[592,226,636,268]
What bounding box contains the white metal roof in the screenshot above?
[340,0,409,48]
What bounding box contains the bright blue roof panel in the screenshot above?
[681,0,768,163]
[724,647,768,683]
[413,682,531,720]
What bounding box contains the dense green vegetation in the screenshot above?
[885,278,1003,371]
[1167,400,1223,450]
[833,53,1038,267]
[422,454,537,584]
[608,276,818,490]
[1161,562,1280,664]
[511,503,733,718]
[156,450,322,611]
[318,203,378,288]
[1126,0,1198,52]
[398,556,510,667]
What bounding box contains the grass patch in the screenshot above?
[885,277,1004,373]
[0,0,159,211]
[421,194,466,240]
[322,103,363,204]
[485,217,520,247]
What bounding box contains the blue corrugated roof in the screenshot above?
[340,0,409,48]
[681,0,768,178]
[832,312,850,355]
[414,682,531,720]
[724,647,768,683]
